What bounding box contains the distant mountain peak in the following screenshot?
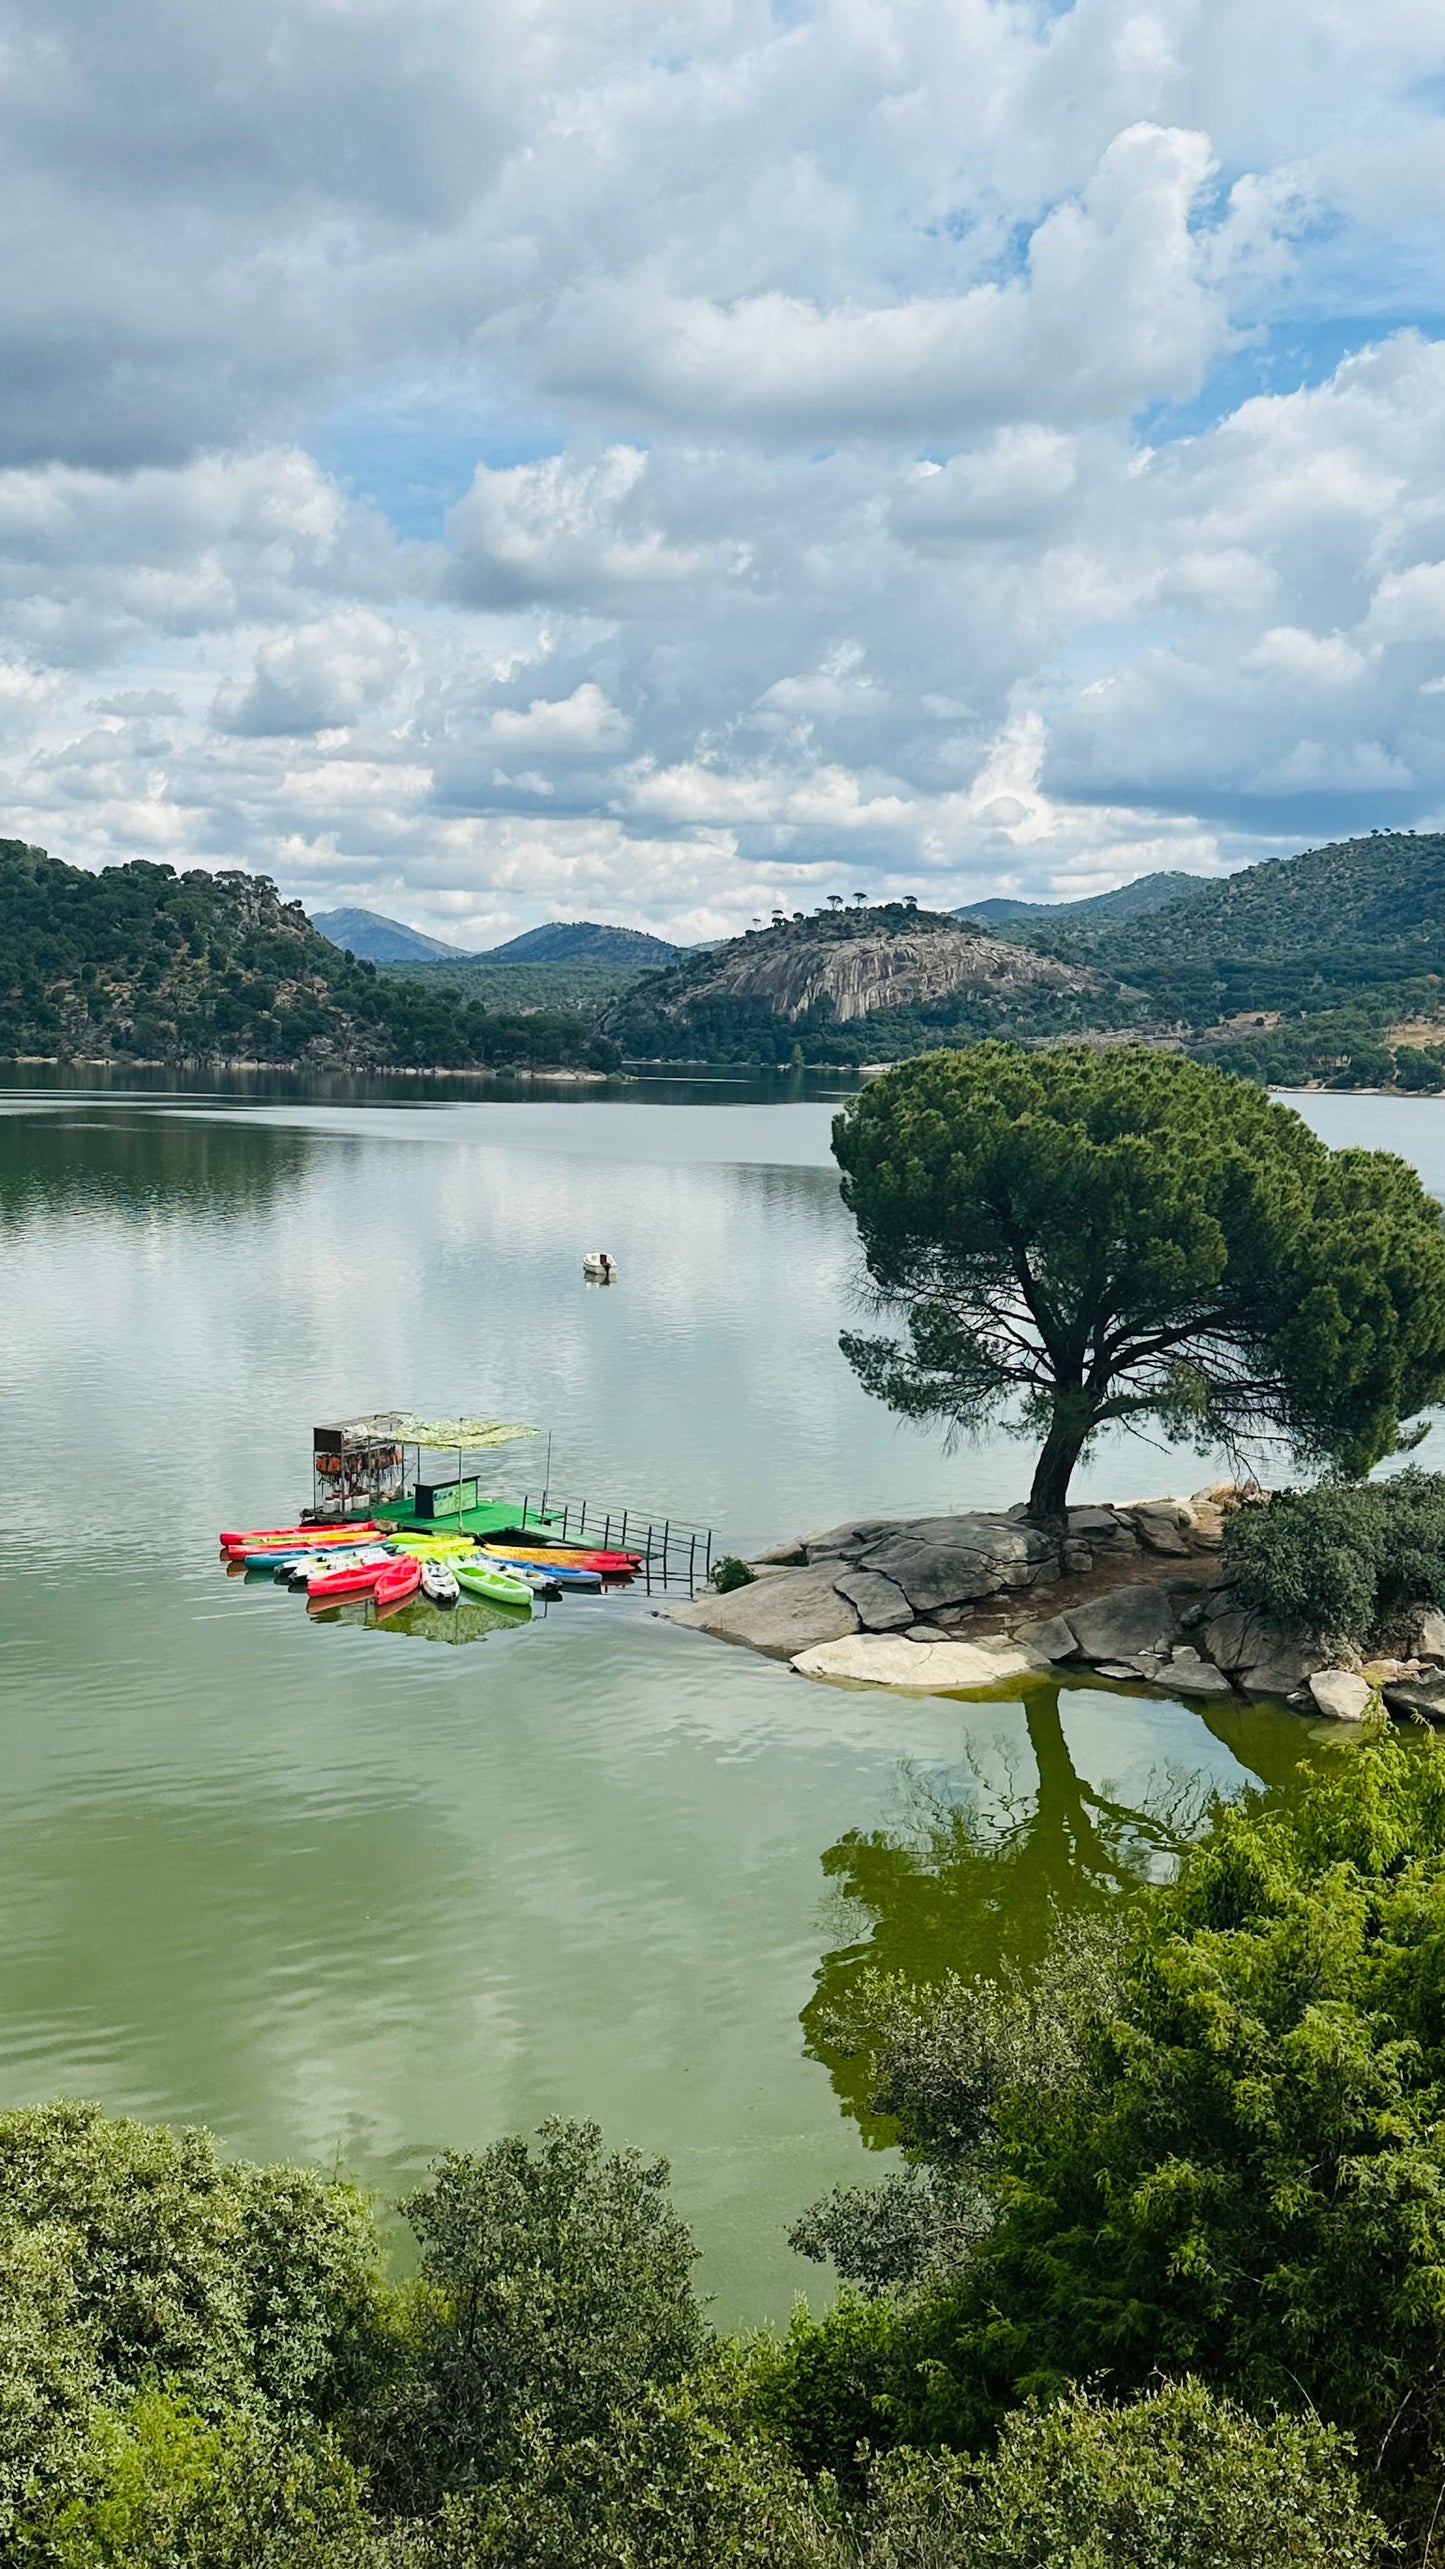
[312,907,471,964]
[481,920,683,966]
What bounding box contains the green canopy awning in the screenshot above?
[387,1414,537,1450]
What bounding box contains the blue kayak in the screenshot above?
[483,1552,604,1589]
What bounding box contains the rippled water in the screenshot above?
[0,1071,1421,2321]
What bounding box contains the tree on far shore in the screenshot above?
[832,1043,1445,1523]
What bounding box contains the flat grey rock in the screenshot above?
[800,1519,898,1563]
[668,1561,858,1657]
[833,1566,916,1632]
[1016,1612,1078,1662]
[1163,1647,1235,1697]
[1065,1583,1183,1664]
[792,1632,1043,1691]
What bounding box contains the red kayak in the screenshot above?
[307,1556,389,1601]
[373,1555,422,1615]
[222,1519,380,1553]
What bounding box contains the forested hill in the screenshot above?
[0,844,618,1071]
[1028,831,1445,1005]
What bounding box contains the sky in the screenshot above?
[1,0,1444,948]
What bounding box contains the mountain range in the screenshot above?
[314,909,683,969]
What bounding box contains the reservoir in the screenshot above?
[0,1073,1436,2321]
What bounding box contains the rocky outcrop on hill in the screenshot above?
[667,1484,1445,1720]
[605,898,1127,1062]
[671,923,1097,1027]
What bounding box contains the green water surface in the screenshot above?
[0,1073,1420,2321]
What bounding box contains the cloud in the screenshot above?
[211,610,410,736]
[486,683,631,752]
[0,1,1438,937]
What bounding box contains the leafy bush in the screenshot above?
[767,1737,1445,2536]
[834,2384,1380,2569]
[1225,1467,1445,1642]
[708,1555,756,1594]
[361,2120,705,2509]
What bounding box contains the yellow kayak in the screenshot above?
[389,1533,476,1558]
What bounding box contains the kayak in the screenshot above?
[307,1549,393,1601]
[284,1555,333,1588]
[419,1560,460,1607]
[453,1557,534,1610]
[222,1520,379,1551]
[491,1556,602,1589]
[480,1542,639,1573]
[226,1530,377,1562]
[373,1554,422,1615]
[388,1533,475,1559]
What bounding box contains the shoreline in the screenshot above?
[0,1053,617,1082]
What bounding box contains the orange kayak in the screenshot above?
[222,1521,380,1555]
[481,1541,640,1573]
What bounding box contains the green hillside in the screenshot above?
[605,900,1140,1065]
[1018,830,1445,1085]
[377,955,652,1014]
[0,843,619,1072]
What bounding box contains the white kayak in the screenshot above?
[419,1559,460,1606]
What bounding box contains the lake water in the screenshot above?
[1,1072,1438,2323]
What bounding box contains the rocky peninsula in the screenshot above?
[670,1485,1445,1722]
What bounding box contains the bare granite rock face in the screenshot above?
[672,1483,1427,1713]
[1064,1584,1184,1669]
[833,1567,915,1632]
[668,1561,857,1657]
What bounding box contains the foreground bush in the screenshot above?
[772,1736,1445,2537]
[1224,1466,1445,1643]
[823,2383,1381,2569]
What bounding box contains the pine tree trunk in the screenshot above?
[1027,1410,1093,1528]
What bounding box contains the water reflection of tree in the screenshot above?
[802,1681,1221,2139]
[0,1110,319,1226]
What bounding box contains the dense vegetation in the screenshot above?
[833,1045,1445,1519]
[0,846,619,1073]
[18,1745,1445,2559]
[1017,830,1445,1084]
[769,1737,1445,2555]
[379,956,657,1017]
[1224,1468,1445,1646]
[483,921,683,967]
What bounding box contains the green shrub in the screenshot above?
[766,1738,1445,2531]
[1225,1468,1445,1643]
[361,2120,705,2509]
[840,2384,1380,2569]
[709,1557,756,1594]
[22,2391,379,2568]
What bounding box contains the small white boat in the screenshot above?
[582,1250,617,1281]
[419,1559,460,1607]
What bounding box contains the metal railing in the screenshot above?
[516,1494,713,1594]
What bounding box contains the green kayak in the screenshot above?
[453,1556,533,1611]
